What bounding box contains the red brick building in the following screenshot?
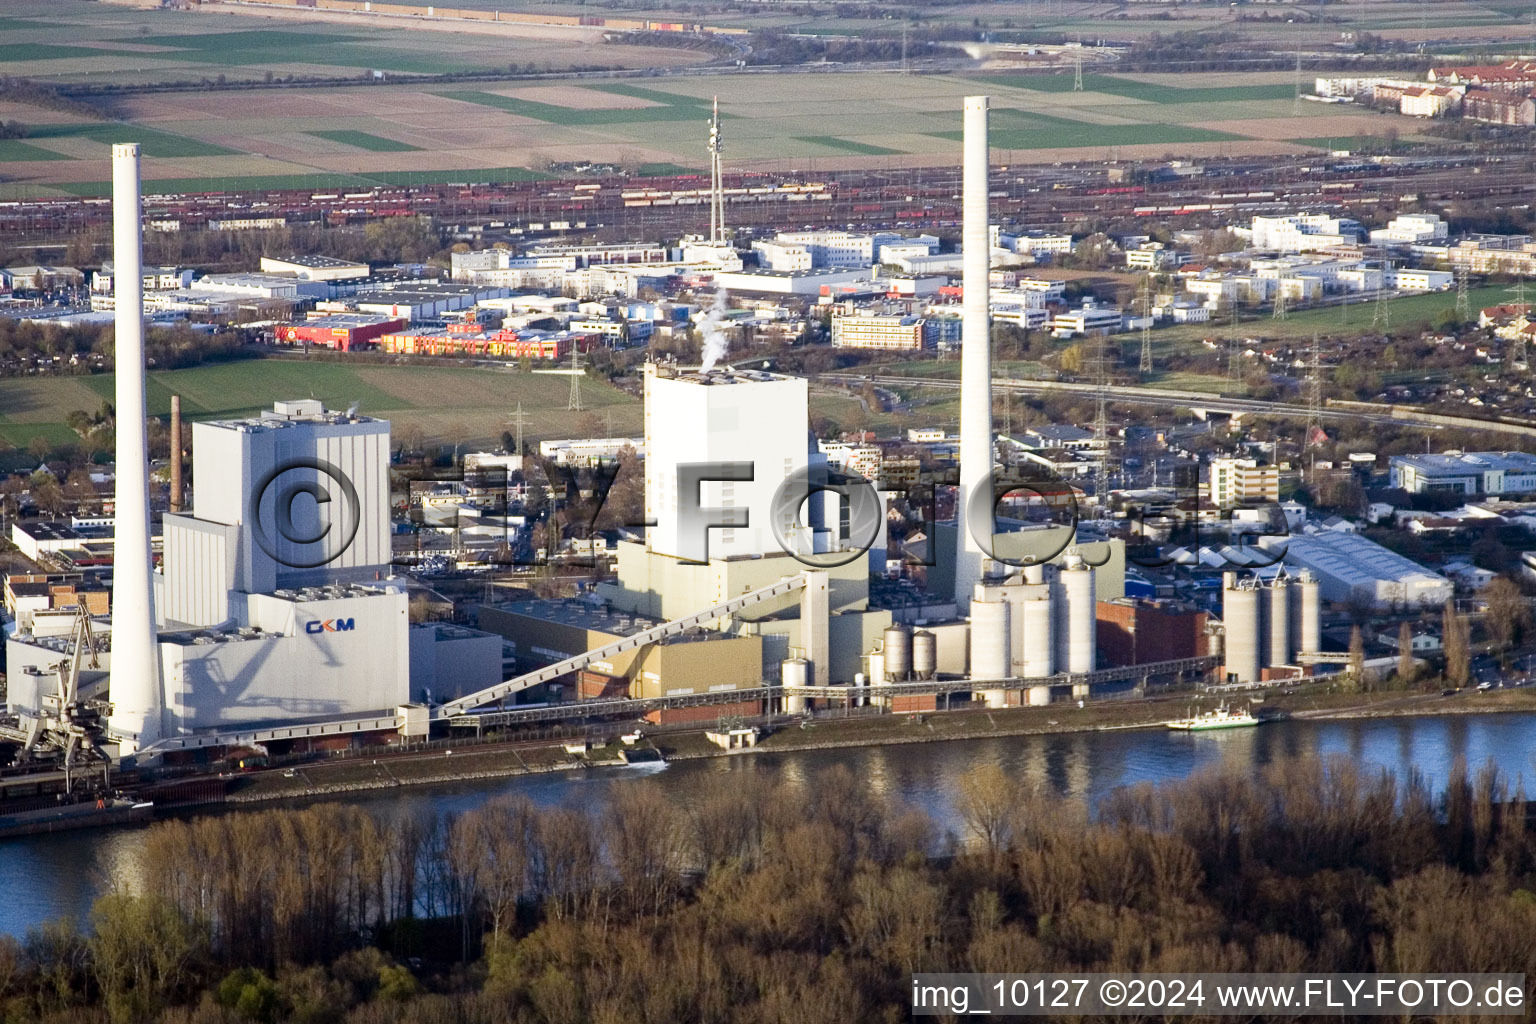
[1096,598,1209,667]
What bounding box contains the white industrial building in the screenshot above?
[1370,213,1449,246]
[5,400,503,747]
[1390,451,1536,495]
[768,230,902,268]
[642,364,816,561]
[259,255,369,282]
[1249,214,1363,252]
[711,267,873,296]
[1265,532,1453,608]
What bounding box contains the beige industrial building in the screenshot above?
[478,599,764,701]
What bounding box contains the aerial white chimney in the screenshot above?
[106,142,163,753]
[955,95,991,610]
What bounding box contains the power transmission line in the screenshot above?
[1305,333,1323,447]
[1138,273,1154,374]
[507,401,531,456]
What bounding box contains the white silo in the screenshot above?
[1028,685,1051,706]
[106,142,164,754]
[1054,553,1096,674]
[1222,575,1262,683]
[970,587,1010,708]
[1296,570,1322,658]
[1021,589,1054,678]
[883,624,912,681]
[1267,576,1291,668]
[781,658,809,714]
[1023,563,1045,585]
[970,589,1011,678]
[912,630,938,681]
[866,651,886,687]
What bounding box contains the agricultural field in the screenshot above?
[0,67,1434,198]
[0,1,708,87]
[0,360,643,457]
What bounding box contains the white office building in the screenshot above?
[1390,451,1536,496]
[1250,214,1363,252]
[1369,213,1449,246]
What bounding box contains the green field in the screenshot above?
[1154,285,1512,346]
[0,139,68,162]
[970,73,1298,105]
[930,124,1245,150]
[27,123,240,159]
[439,89,716,126]
[0,360,645,456]
[794,136,902,156]
[305,130,423,153]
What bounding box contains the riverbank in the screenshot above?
[204,685,1536,806]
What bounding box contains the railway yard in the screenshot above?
[2,149,1532,252]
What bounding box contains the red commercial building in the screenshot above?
[379,319,591,359]
[276,314,406,351]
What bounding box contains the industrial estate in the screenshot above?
[2,0,1536,1017]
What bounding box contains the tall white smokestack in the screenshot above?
[107,142,162,753]
[955,95,991,610]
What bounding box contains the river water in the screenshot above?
[3,711,1534,938]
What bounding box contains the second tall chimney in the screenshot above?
[106,142,164,755]
[954,95,992,610]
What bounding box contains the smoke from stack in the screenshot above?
[106,142,164,754]
[169,393,183,515]
[954,95,992,610]
[698,288,730,373]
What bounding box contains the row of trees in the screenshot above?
[2,755,1536,1022]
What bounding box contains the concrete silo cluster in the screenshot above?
[1220,570,1320,683]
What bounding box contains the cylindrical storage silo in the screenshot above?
[1024,563,1045,585]
[1267,578,1290,668]
[970,597,1010,680]
[912,630,937,680]
[1028,684,1051,706]
[1060,562,1096,674]
[1222,581,1261,683]
[1021,594,1054,678]
[867,652,886,687]
[883,624,912,682]
[781,658,809,714]
[1297,572,1321,656]
[971,595,1010,709]
[853,672,866,707]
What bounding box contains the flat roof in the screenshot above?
[266,255,367,268]
[1393,451,1536,476]
[14,521,81,541]
[652,366,797,386]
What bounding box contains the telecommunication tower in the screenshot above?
[708,96,725,244]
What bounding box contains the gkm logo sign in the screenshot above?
[248,456,362,570]
[305,618,356,634]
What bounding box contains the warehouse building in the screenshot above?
[275,314,406,351]
[711,267,874,297]
[259,255,370,282]
[1265,532,1452,608]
